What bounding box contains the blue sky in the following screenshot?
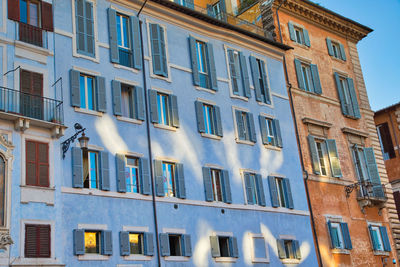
[313,0,400,111]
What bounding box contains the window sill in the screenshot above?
[195,86,216,94]
[214,257,237,263]
[230,94,249,101]
[123,255,152,261]
[112,63,139,73]
[73,51,99,63]
[264,144,282,151]
[116,116,143,125]
[235,139,255,146]
[74,107,103,117]
[10,258,65,266]
[201,133,222,140]
[373,251,390,256]
[252,258,269,263]
[78,254,110,261]
[164,256,190,262]
[331,56,346,63]
[281,259,300,264]
[149,72,171,82]
[331,248,350,254]
[291,41,310,49]
[257,101,273,108]
[153,123,177,132]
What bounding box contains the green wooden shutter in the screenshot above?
[71,147,83,188]
[228,49,239,95]
[144,232,155,256]
[259,60,271,104]
[221,170,232,204]
[175,163,186,199]
[229,237,239,258]
[363,147,384,198]
[273,119,283,148]
[283,178,294,209]
[206,42,218,91]
[107,8,119,63]
[326,139,342,177]
[169,94,179,128]
[85,1,94,56]
[159,233,170,256]
[189,37,200,86]
[159,27,168,77]
[101,230,113,255]
[139,158,151,195]
[347,78,361,119]
[339,43,346,61]
[182,234,192,256]
[303,29,310,47]
[70,69,81,107]
[119,231,130,256]
[259,115,268,145]
[294,59,305,90]
[210,236,220,257]
[115,153,126,192]
[130,16,142,70]
[249,56,262,102]
[248,112,257,143]
[326,38,334,56]
[75,0,85,54]
[369,225,379,250]
[148,89,159,123]
[288,22,296,41]
[235,110,245,140]
[195,101,205,133]
[73,229,85,255]
[111,80,122,116]
[310,64,322,94]
[327,221,338,248]
[150,23,162,75]
[277,239,286,259]
[96,76,107,112]
[340,223,352,250]
[267,176,279,207]
[154,160,164,196]
[334,72,348,116]
[99,151,110,191]
[293,240,301,259]
[307,135,321,175]
[202,167,214,201]
[239,52,251,98]
[380,226,391,252]
[244,173,254,205]
[255,174,266,206]
[135,86,145,121]
[214,106,223,137]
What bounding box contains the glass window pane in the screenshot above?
[20,0,28,23]
[87,77,94,110]
[253,237,266,259]
[121,86,131,118]
[129,233,143,254]
[122,16,129,48]
[89,152,97,189]
[29,2,39,27]
[85,232,100,254]
[80,76,86,108]
[116,15,122,46]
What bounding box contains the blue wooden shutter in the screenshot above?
[73,229,85,255]
[206,42,218,91]
[293,240,301,259]
[255,174,266,206]
[206,4,215,17]
[380,226,391,252]
[202,167,213,201]
[273,119,283,148]
[159,27,167,77]
[239,52,251,98]
[228,49,239,95]
[135,86,145,121]
[363,148,384,198]
[175,163,186,199]
[189,37,200,86]
[334,72,348,116]
[369,225,379,250]
[70,69,81,107]
[259,115,268,145]
[159,233,170,256]
[169,94,180,128]
[283,178,294,209]
[277,239,286,259]
[154,160,164,196]
[144,233,155,256]
[101,230,113,255]
[214,106,223,137]
[267,176,279,207]
[210,236,220,257]
[195,101,205,133]
[139,157,151,195]
[221,170,232,204]
[249,56,262,102]
[130,16,142,70]
[219,0,227,21]
[235,110,245,140]
[107,8,119,63]
[115,153,126,192]
[119,231,130,256]
[339,43,346,61]
[327,221,339,248]
[99,151,110,191]
[96,76,107,112]
[288,22,296,41]
[347,78,361,119]
[229,237,239,258]
[148,89,159,123]
[326,139,342,178]
[85,1,94,56]
[310,64,322,94]
[340,222,352,250]
[71,147,83,188]
[150,23,162,76]
[111,80,122,116]
[248,112,257,143]
[259,60,270,104]
[326,38,334,56]
[307,135,321,175]
[244,173,254,205]
[75,0,85,53]
[185,0,194,9]
[182,234,192,256]
[294,59,305,90]
[303,29,310,47]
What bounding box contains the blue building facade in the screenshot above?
[0,0,318,266]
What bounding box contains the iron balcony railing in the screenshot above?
[0,86,64,124]
[18,22,45,48]
[357,180,386,200]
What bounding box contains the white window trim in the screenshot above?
[122,226,152,261]
[250,233,269,263]
[77,223,110,261]
[123,226,149,232]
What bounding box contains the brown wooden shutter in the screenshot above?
[8,0,20,21]
[20,70,32,94]
[25,225,38,257]
[32,73,43,96]
[38,225,51,257]
[26,141,37,186]
[41,2,53,32]
[25,224,51,258]
[38,143,49,187]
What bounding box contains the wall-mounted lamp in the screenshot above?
[61,123,89,159]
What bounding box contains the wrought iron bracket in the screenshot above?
[344,182,360,198]
[61,123,86,159]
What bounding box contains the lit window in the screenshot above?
[83,150,99,189]
[315,141,329,176]
[277,239,301,260]
[79,74,95,110]
[129,233,144,255]
[84,231,100,254]
[125,157,139,193]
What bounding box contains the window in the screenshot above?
[327,221,352,250]
[368,225,391,252]
[277,239,301,260]
[159,233,192,257]
[268,176,294,209]
[213,2,222,20]
[115,13,133,67]
[308,136,342,177]
[125,157,139,193]
[244,173,265,206]
[154,160,186,198]
[73,229,113,256]
[163,162,175,197]
[227,49,250,98]
[80,74,95,110]
[24,224,50,258]
[111,81,145,121]
[115,154,150,194]
[26,140,49,187]
[249,57,271,104]
[149,23,168,77]
[129,233,143,254]
[82,150,98,189]
[149,90,179,128]
[121,85,135,119]
[84,231,100,254]
[20,0,40,27]
[202,167,232,203]
[195,101,223,137]
[210,235,239,258]
[120,231,154,256]
[301,64,314,92]
[20,70,44,120]
[252,236,267,262]
[334,74,360,118]
[234,110,256,143]
[189,37,217,91]
[294,27,303,44]
[377,123,395,160]
[75,0,95,56]
[294,59,322,94]
[259,116,282,147]
[158,93,170,126]
[288,22,310,47]
[326,38,346,61]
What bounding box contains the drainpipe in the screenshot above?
[275,1,323,266]
[137,2,162,266]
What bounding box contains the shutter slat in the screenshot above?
[149,89,159,123]
[159,233,170,256]
[294,59,305,90]
[273,119,283,148]
[228,49,239,95]
[116,153,126,192]
[108,9,119,63]
[380,226,391,252]
[144,232,155,256]
[303,29,310,47]
[339,43,347,61]
[230,236,239,258]
[139,158,151,195]
[119,231,130,256]
[340,222,352,250]
[101,230,113,255]
[71,147,83,188]
[221,170,232,204]
[70,70,81,107]
[202,167,214,201]
[369,225,379,250]
[277,239,286,259]
[150,23,162,75]
[268,176,279,207]
[135,86,145,121]
[189,37,200,86]
[255,174,266,206]
[195,101,205,133]
[327,221,338,248]
[99,151,110,191]
[214,106,223,137]
[154,160,164,196]
[239,52,251,98]
[170,95,180,128]
[307,135,321,175]
[73,229,85,255]
[259,115,268,145]
[334,72,348,116]
[284,178,294,209]
[293,240,301,259]
[41,2,53,31]
[259,59,271,104]
[130,16,142,69]
[96,76,107,112]
[207,42,218,91]
[249,56,262,102]
[25,225,38,257]
[326,38,334,56]
[38,225,51,258]
[364,148,384,198]
[310,64,322,94]
[8,0,20,21]
[182,234,192,256]
[210,236,220,257]
[175,163,186,199]
[235,110,245,140]
[248,113,257,143]
[347,78,361,119]
[244,173,254,205]
[326,139,342,177]
[111,80,122,116]
[288,22,296,41]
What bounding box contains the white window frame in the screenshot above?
[211,168,223,202]
[116,13,130,50]
[294,26,304,44]
[80,74,96,111]
[329,222,345,249]
[83,150,99,189]
[77,223,109,261]
[125,156,140,193]
[275,177,286,208]
[250,233,269,263]
[369,224,384,252]
[162,161,175,197]
[300,63,314,92]
[196,40,208,75]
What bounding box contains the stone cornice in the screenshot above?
[273,0,372,42]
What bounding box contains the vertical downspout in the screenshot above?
[275,1,323,266]
[137,4,162,266]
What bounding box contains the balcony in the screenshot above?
[17,22,47,48]
[346,180,387,214]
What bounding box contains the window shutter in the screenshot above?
[310,64,322,94]
[73,229,85,255]
[288,22,296,41]
[189,37,200,86]
[363,148,384,198]
[135,86,145,121]
[159,233,170,256]
[150,23,163,75]
[8,0,20,21]
[221,170,232,204]
[182,234,192,256]
[214,106,223,137]
[185,0,194,9]
[340,222,352,250]
[206,43,218,91]
[37,143,49,187]
[95,76,107,112]
[248,113,257,143]
[235,110,245,140]
[249,56,262,102]
[26,141,37,186]
[368,225,379,250]
[326,38,334,56]
[276,239,286,259]
[228,49,239,95]
[293,240,301,259]
[159,27,168,77]
[25,225,38,257]
[101,230,113,255]
[259,115,268,145]
[130,16,142,70]
[139,158,151,195]
[115,153,127,193]
[75,0,85,53]
[347,78,361,119]
[169,94,180,128]
[70,70,81,107]
[175,163,186,199]
[206,5,215,17]
[327,221,338,248]
[339,43,347,61]
[380,226,391,252]
[229,236,239,258]
[303,29,310,47]
[255,174,266,206]
[267,176,279,207]
[154,160,164,196]
[259,60,271,104]
[107,9,119,63]
[195,101,206,133]
[244,173,254,205]
[239,52,251,98]
[273,119,283,148]
[119,231,130,256]
[326,139,342,178]
[38,225,51,257]
[71,147,83,188]
[210,236,220,257]
[294,59,305,90]
[144,232,155,256]
[99,151,110,191]
[85,1,95,56]
[111,80,122,116]
[307,135,321,175]
[283,178,294,209]
[202,167,214,201]
[41,2,53,31]
[334,72,348,116]
[148,89,159,123]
